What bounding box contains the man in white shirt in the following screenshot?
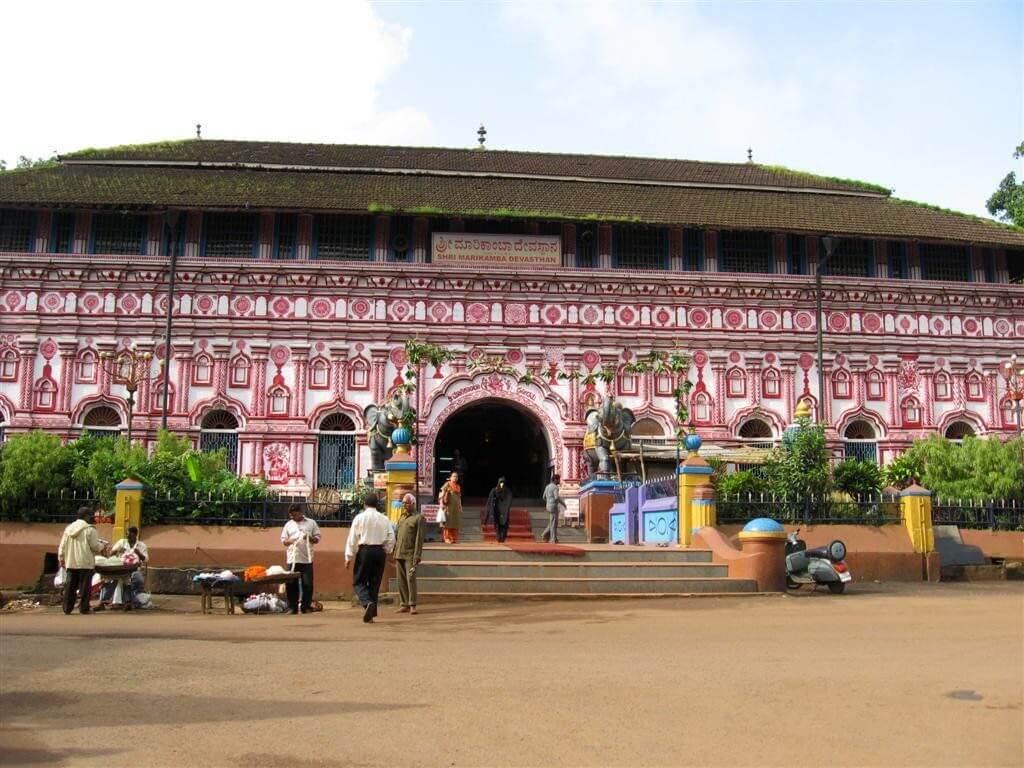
[281,503,321,614]
[345,494,395,623]
[98,526,149,611]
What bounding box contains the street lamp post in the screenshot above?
[1003,353,1024,439]
[160,210,181,432]
[97,347,164,444]
[817,236,839,423]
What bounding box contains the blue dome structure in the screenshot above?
[742,517,785,534]
[684,433,702,453]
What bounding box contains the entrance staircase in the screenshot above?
[391,544,758,598]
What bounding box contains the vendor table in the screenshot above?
[200,572,300,615]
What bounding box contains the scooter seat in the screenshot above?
[804,546,831,560]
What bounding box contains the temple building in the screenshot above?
[0,140,1021,499]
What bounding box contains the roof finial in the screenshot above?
[196,123,202,140]
[477,123,487,150]
[747,147,753,163]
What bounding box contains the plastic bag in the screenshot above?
[54,567,66,588]
[436,505,447,525]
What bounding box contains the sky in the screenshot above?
[1,0,1020,218]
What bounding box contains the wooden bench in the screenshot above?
[200,573,301,615]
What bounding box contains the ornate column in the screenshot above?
[748,356,763,405]
[781,358,796,418]
[884,363,900,427]
[984,364,1000,428]
[172,342,193,416]
[710,354,727,425]
[251,344,269,418]
[291,345,310,418]
[564,354,582,423]
[136,341,155,421]
[96,341,116,397]
[332,347,349,397]
[371,349,389,404]
[58,342,76,414]
[212,342,231,397]
[18,340,39,412]
[920,366,935,428]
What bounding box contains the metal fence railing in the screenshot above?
[717,493,903,526]
[932,499,1024,531]
[143,495,357,527]
[0,491,101,523]
[642,476,677,501]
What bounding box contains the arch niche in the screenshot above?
[429,393,560,501]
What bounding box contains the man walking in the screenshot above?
[345,494,395,623]
[58,507,106,615]
[281,503,321,614]
[486,477,513,543]
[541,475,567,544]
[393,493,424,615]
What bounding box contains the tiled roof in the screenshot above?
[60,140,892,195]
[2,146,1023,248]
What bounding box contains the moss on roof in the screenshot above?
[756,165,893,196]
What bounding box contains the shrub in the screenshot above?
[834,459,884,499]
[899,435,1024,501]
[715,470,769,500]
[765,418,831,501]
[0,431,77,520]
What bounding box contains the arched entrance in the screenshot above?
[434,400,551,500]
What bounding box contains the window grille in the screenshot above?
[982,249,996,283]
[683,229,703,271]
[202,213,258,259]
[920,243,970,282]
[52,212,75,254]
[463,218,526,234]
[200,431,239,473]
[826,238,873,277]
[787,234,806,275]
[576,224,597,268]
[201,409,239,430]
[317,432,356,488]
[738,419,773,439]
[83,406,122,428]
[887,241,907,279]
[720,231,773,273]
[615,225,668,270]
[274,214,297,261]
[314,214,371,261]
[944,421,975,440]
[389,216,413,262]
[843,441,878,463]
[1008,249,1024,283]
[92,213,147,255]
[0,209,34,252]
[320,412,356,432]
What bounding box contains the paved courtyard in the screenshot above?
[1,582,1021,767]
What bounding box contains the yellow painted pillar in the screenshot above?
[900,483,935,554]
[691,483,717,530]
[113,477,145,542]
[384,427,416,524]
[678,433,713,547]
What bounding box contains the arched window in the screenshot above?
[843,420,878,462]
[309,358,330,390]
[866,369,885,400]
[618,366,639,396]
[348,359,369,390]
[76,350,97,384]
[316,412,357,489]
[1002,397,1020,429]
[965,372,985,402]
[151,382,174,414]
[229,355,251,388]
[761,368,781,399]
[0,349,17,381]
[83,405,122,437]
[738,418,773,439]
[832,369,852,399]
[200,409,240,473]
[654,372,675,397]
[901,397,922,427]
[933,371,951,401]
[631,417,668,448]
[268,386,290,416]
[34,379,57,412]
[726,368,746,398]
[944,421,976,441]
[692,391,712,424]
[192,354,213,386]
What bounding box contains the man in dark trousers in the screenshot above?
[486,477,514,543]
[57,507,106,615]
[345,494,395,623]
[281,503,321,614]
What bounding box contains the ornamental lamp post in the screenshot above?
[1003,353,1024,439]
[160,210,182,432]
[97,348,163,444]
[817,235,839,424]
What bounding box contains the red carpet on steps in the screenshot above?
[481,507,534,543]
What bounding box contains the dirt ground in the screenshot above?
[1,582,1022,768]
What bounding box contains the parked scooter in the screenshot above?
[785,529,851,593]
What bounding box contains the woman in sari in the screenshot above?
[438,471,463,544]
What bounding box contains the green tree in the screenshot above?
[986,142,1024,226]
[72,437,149,510]
[898,435,1024,501]
[833,459,883,499]
[0,431,76,519]
[765,418,832,502]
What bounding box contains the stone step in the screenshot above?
[419,546,713,563]
[415,561,728,579]
[394,576,756,595]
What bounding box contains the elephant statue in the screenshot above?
[364,392,415,472]
[583,396,636,478]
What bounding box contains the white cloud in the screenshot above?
[0,0,433,164]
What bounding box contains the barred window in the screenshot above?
[576,223,597,268]
[463,218,526,234]
[274,214,297,261]
[314,214,371,261]
[888,241,907,279]
[982,249,996,283]
[920,243,970,282]
[615,225,668,270]
[719,231,773,273]
[1008,249,1024,283]
[0,209,34,252]
[389,216,413,262]
[202,213,258,259]
[787,234,806,275]
[683,229,703,271]
[51,211,75,254]
[826,238,873,277]
[92,213,147,255]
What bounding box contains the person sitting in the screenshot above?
[98,526,148,611]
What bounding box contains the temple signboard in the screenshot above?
[431,232,561,268]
